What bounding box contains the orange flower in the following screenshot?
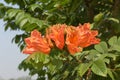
[77,23,100,47]
[46,29,54,48]
[66,23,100,54]
[66,26,83,54]
[47,24,66,50]
[23,23,100,55]
[23,30,51,54]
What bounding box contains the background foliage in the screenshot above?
[1,0,120,80]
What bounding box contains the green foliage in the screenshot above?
[78,62,92,77]
[5,9,49,31]
[108,36,120,52]
[91,59,107,77]
[18,37,120,80]
[0,3,6,18]
[95,41,108,53]
[1,0,120,80]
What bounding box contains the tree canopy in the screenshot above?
[1,0,120,80]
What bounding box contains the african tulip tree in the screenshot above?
[0,0,120,80]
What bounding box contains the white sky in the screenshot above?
[0,0,32,79]
[0,19,30,79]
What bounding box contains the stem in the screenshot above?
[111,68,120,71]
[70,55,82,63]
[86,68,91,80]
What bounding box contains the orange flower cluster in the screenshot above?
[23,23,100,55]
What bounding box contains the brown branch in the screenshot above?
[112,0,120,18]
[84,0,94,22]
[86,68,91,80]
[111,68,120,71]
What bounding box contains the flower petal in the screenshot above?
[77,23,100,47]
[48,24,66,49]
[23,30,51,54]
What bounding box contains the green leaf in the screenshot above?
[94,41,108,53]
[54,3,60,8]
[7,9,20,19]
[29,4,42,11]
[15,11,25,25]
[74,51,89,60]
[19,18,28,27]
[103,58,110,64]
[91,59,107,77]
[108,36,117,46]
[51,59,63,69]
[0,5,5,18]
[78,62,92,77]
[115,64,120,68]
[26,52,50,64]
[85,50,101,61]
[48,63,56,74]
[36,53,49,64]
[28,17,44,28]
[90,23,94,29]
[63,70,69,79]
[36,20,44,28]
[108,36,120,52]
[102,54,117,61]
[117,37,120,45]
[107,68,115,80]
[22,23,37,31]
[113,45,120,52]
[95,44,104,53]
[100,42,108,53]
[107,18,119,23]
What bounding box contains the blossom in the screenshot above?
[66,23,100,54]
[77,23,100,48]
[47,24,66,50]
[23,30,51,54]
[46,29,54,48]
[66,26,83,54]
[23,23,100,55]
